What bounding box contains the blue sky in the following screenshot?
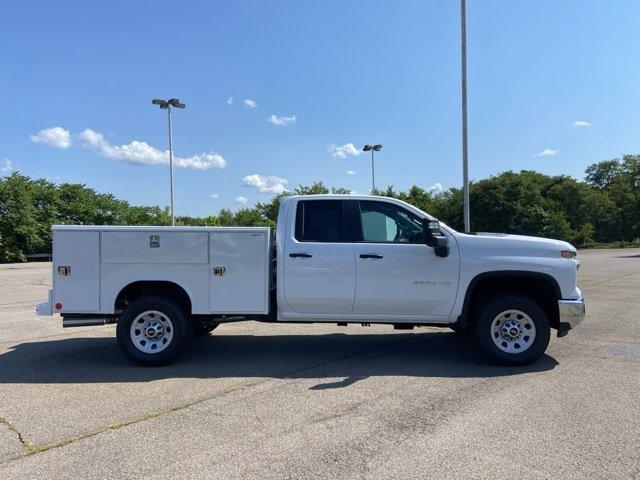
[1,1,639,216]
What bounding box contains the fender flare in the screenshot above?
[111,278,196,314]
[459,270,562,321]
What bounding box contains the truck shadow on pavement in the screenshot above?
[0,331,557,388]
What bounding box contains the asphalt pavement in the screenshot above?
[0,249,638,479]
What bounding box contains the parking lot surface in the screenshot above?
[0,248,639,479]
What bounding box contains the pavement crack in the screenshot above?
[0,333,417,466]
[0,413,34,453]
[0,407,179,465]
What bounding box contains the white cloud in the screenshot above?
[226,97,234,105]
[1,158,13,173]
[573,120,591,127]
[30,127,72,149]
[209,193,219,199]
[234,196,248,204]
[243,99,257,109]
[79,129,227,169]
[242,174,288,194]
[32,126,226,170]
[173,153,227,169]
[346,170,356,175]
[426,182,443,195]
[329,142,361,159]
[267,114,296,126]
[535,148,558,157]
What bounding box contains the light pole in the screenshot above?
[362,144,382,193]
[152,98,185,226]
[460,0,470,233]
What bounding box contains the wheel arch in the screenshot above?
[114,280,193,315]
[460,271,561,329]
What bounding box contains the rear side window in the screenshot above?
[295,200,349,242]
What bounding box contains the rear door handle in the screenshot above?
[289,252,313,258]
[359,253,383,259]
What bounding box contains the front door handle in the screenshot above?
[289,252,313,258]
[359,253,383,259]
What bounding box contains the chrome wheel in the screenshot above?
[129,310,174,354]
[490,309,536,354]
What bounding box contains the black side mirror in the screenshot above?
[422,218,450,257]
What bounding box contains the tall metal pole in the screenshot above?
[167,104,175,226]
[371,150,376,193]
[461,0,470,233]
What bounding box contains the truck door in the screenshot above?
[352,200,459,317]
[283,199,356,314]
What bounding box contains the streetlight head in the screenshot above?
[168,98,186,109]
[152,99,166,106]
[363,145,373,152]
[373,144,383,151]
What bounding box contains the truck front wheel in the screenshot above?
[116,296,192,366]
[473,294,550,366]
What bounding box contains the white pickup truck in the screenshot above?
[36,194,585,366]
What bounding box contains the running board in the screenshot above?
[62,317,108,328]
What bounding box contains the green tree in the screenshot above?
[584,155,640,241]
[0,173,43,261]
[3,158,640,262]
[585,160,623,189]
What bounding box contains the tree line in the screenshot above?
[1,155,639,262]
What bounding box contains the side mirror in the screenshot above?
[422,218,450,257]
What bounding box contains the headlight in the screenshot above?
[561,250,577,259]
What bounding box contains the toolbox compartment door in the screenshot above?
[101,231,207,264]
[209,230,269,314]
[53,230,100,312]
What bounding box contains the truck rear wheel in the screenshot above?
[116,296,192,366]
[472,294,550,366]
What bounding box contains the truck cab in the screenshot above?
[276,196,459,322]
[37,195,585,367]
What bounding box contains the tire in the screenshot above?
[116,295,192,366]
[472,293,550,366]
[193,319,219,337]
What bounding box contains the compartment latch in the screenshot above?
[213,266,226,276]
[57,266,71,276]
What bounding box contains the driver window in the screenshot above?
[359,201,423,243]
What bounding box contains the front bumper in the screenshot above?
[558,297,585,329]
